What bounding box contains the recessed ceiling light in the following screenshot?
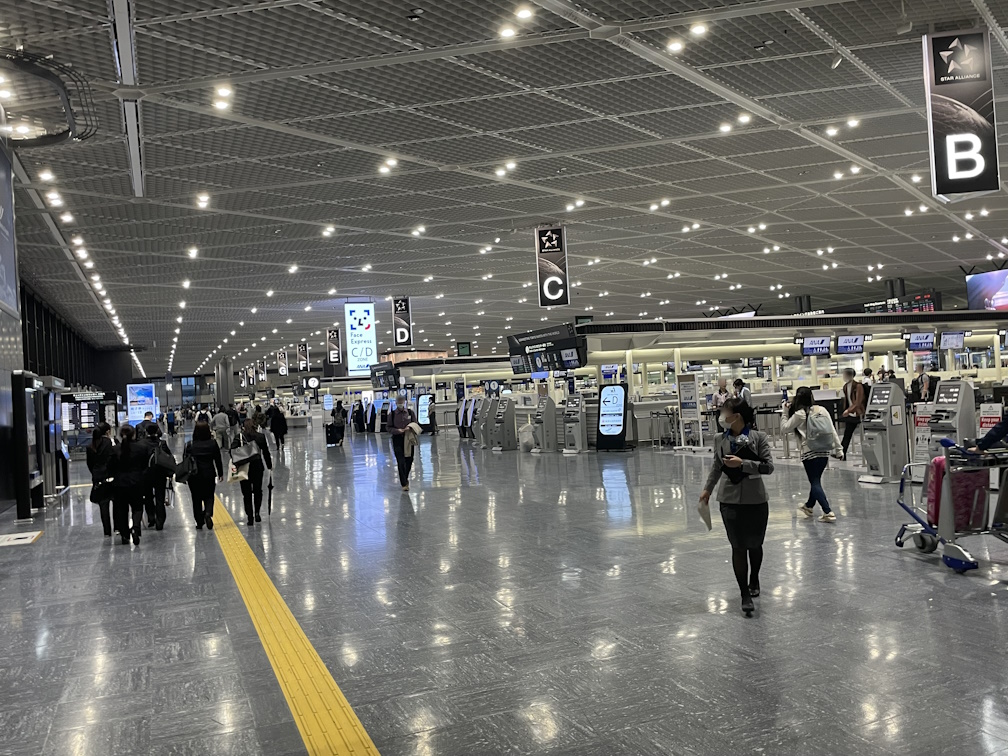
[38,170,54,181]
[188,247,198,258]
[288,265,298,273]
[179,301,186,309]
[690,23,707,35]
[692,223,699,229]
[60,212,74,223]
[847,118,859,127]
[516,7,532,18]
[500,26,516,38]
[182,280,191,289]
[719,123,732,133]
[833,171,844,179]
[826,126,838,136]
[667,40,684,52]
[251,307,257,313]
[850,165,861,174]
[216,86,232,97]
[495,168,507,177]
[213,100,229,110]
[379,165,390,174]
[505,161,516,170]
[965,212,974,220]
[738,114,751,124]
[286,319,292,324]
[328,288,336,295]
[266,290,274,297]
[385,158,398,167]
[911,174,921,183]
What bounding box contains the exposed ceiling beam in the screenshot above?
[110,0,145,198]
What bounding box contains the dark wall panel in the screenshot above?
[20,286,97,387]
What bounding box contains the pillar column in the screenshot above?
[995,335,1003,381]
[214,357,235,408]
[625,349,634,393]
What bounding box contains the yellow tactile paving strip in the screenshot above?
[212,498,380,755]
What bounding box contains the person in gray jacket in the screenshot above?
[699,398,775,617]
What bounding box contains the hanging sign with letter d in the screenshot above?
[536,226,570,308]
[924,29,999,201]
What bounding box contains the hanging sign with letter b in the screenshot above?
[924,29,1000,201]
[536,226,570,308]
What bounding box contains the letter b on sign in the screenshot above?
[946,134,985,179]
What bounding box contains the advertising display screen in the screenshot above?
[966,270,1008,310]
[940,331,965,350]
[344,303,377,377]
[801,336,831,356]
[417,394,432,425]
[126,383,156,424]
[597,384,628,447]
[24,388,39,476]
[908,332,935,352]
[508,324,586,374]
[837,335,864,355]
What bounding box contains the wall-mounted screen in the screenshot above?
[966,270,1008,311]
[908,332,935,352]
[837,335,864,355]
[940,331,965,350]
[801,336,831,356]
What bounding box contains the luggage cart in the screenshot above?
[895,442,1008,573]
[650,409,676,450]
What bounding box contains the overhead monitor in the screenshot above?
[908,332,935,352]
[837,335,864,355]
[940,331,965,350]
[801,336,830,356]
[966,270,1008,311]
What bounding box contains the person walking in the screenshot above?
[136,411,156,437]
[231,419,273,525]
[166,408,176,437]
[781,387,843,523]
[110,425,149,545]
[698,398,774,617]
[270,406,288,450]
[211,406,230,449]
[428,396,438,435]
[330,400,347,446]
[184,420,224,530]
[141,423,175,530]
[86,422,115,537]
[838,368,865,460]
[388,394,418,491]
[733,378,752,405]
[251,404,266,431]
[226,404,240,444]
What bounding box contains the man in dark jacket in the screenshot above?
[136,411,156,437]
[111,425,150,545]
[141,423,175,530]
[388,395,417,491]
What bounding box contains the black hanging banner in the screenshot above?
[246,367,254,387]
[535,226,570,308]
[924,29,1000,200]
[277,350,289,377]
[326,329,341,365]
[297,343,309,372]
[257,360,266,383]
[392,297,413,347]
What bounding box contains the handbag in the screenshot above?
[227,462,249,483]
[231,436,260,468]
[90,478,113,503]
[150,445,178,475]
[176,453,197,483]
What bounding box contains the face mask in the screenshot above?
[718,415,733,429]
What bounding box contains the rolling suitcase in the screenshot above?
[925,456,987,530]
[325,423,339,447]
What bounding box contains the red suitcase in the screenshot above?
[925,456,987,531]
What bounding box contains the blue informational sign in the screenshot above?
[126,383,156,424]
[909,332,935,352]
[802,336,831,356]
[837,335,864,355]
[323,394,333,411]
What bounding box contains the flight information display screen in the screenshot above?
[940,331,965,350]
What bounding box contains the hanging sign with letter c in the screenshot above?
[536,226,570,308]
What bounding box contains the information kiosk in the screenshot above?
[563,395,588,454]
[40,376,67,498]
[531,396,557,453]
[597,383,631,452]
[478,397,499,449]
[377,399,390,432]
[859,382,909,484]
[490,398,517,451]
[927,380,976,457]
[465,397,482,440]
[457,398,469,436]
[12,371,44,520]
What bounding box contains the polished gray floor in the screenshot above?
[3,425,1008,755]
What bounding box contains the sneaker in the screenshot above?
[797,505,814,518]
[820,512,837,523]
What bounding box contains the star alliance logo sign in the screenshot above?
[936,35,985,83]
[539,229,561,252]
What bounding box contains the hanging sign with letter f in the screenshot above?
[924,29,1000,201]
[536,225,570,308]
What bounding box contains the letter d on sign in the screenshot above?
[946,134,985,179]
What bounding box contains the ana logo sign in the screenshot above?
[535,226,570,308]
[344,303,377,377]
[924,30,999,199]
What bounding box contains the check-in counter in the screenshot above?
[287,414,310,429]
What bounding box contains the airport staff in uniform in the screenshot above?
[389,395,417,491]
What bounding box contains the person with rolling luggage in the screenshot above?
[329,400,347,446]
[231,419,273,525]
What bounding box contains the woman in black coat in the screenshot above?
[330,400,347,445]
[183,420,224,530]
[269,408,288,449]
[85,422,115,537]
[231,419,273,525]
[111,424,149,545]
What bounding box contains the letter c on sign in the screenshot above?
[543,276,564,301]
[946,134,985,180]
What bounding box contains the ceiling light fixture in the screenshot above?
[826,126,838,136]
[500,26,516,38]
[690,23,707,35]
[667,40,684,52]
[188,247,198,258]
[288,265,298,273]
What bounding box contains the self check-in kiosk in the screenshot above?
[532,396,557,453]
[563,394,588,454]
[377,399,390,432]
[479,397,499,449]
[365,400,378,432]
[859,382,909,484]
[465,397,482,439]
[12,371,44,520]
[490,397,517,451]
[457,398,469,436]
[40,376,68,498]
[927,380,976,457]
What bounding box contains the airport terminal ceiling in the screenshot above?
[6,0,1008,377]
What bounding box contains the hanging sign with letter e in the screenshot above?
[536,226,570,308]
[924,29,999,201]
[326,329,341,364]
[392,297,413,347]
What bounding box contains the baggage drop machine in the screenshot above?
[927,380,976,457]
[479,397,499,449]
[859,382,909,484]
[563,394,588,454]
[531,396,558,453]
[490,397,517,451]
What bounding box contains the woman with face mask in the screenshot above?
[781,386,843,523]
[699,398,775,617]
